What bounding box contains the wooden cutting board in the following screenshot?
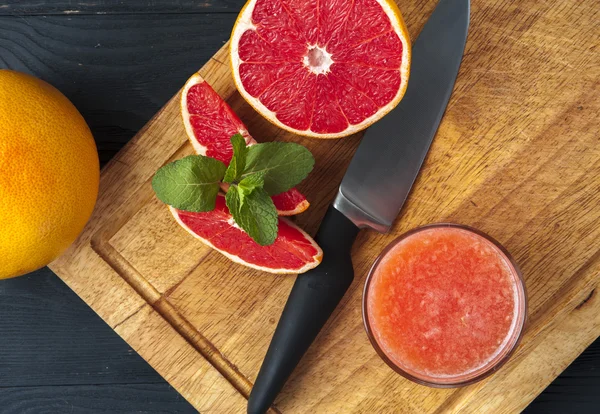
[50,0,600,412]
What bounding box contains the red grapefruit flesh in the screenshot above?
[271,189,310,216]
[170,195,322,274]
[230,0,411,138]
[181,73,309,215]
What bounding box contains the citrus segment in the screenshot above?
[182,75,252,164]
[170,195,322,274]
[231,0,411,138]
[271,189,310,216]
[181,73,309,215]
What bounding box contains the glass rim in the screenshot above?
[362,222,528,388]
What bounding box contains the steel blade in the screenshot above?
[334,0,470,232]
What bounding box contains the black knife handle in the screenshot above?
[247,205,360,414]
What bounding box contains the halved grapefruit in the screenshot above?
[170,195,322,274]
[230,0,411,138]
[181,73,309,215]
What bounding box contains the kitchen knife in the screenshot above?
[248,0,470,412]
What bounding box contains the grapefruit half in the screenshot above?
[170,195,322,274]
[181,73,309,215]
[230,0,411,138]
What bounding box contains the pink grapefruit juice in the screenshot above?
[363,224,526,386]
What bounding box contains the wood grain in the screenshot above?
[0,1,245,15]
[0,384,196,413]
[48,0,600,412]
[525,336,600,413]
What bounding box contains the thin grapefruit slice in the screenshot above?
[170,195,322,274]
[181,73,309,215]
[230,0,411,138]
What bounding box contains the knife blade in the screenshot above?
[248,1,470,412]
[335,0,470,232]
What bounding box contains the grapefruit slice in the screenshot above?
[181,73,309,215]
[170,195,323,274]
[230,0,411,138]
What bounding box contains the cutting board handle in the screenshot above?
[248,205,359,414]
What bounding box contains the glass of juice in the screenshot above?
[363,224,527,387]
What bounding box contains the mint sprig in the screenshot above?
[151,155,226,212]
[243,142,314,196]
[152,135,314,246]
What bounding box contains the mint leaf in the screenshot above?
[226,185,278,246]
[237,172,265,206]
[243,142,314,195]
[152,155,226,212]
[223,134,247,183]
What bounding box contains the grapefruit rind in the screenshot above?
[230,0,411,139]
[276,198,310,216]
[169,204,323,274]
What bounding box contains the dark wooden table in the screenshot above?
[0,2,598,413]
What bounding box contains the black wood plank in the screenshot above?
[0,13,237,164]
[0,1,245,16]
[0,383,196,413]
[0,268,163,387]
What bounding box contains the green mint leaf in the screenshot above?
[243,142,315,196]
[226,185,278,246]
[237,172,266,206]
[152,155,226,212]
[223,134,247,183]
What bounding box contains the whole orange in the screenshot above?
[0,70,99,279]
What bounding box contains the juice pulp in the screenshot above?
[365,226,525,384]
